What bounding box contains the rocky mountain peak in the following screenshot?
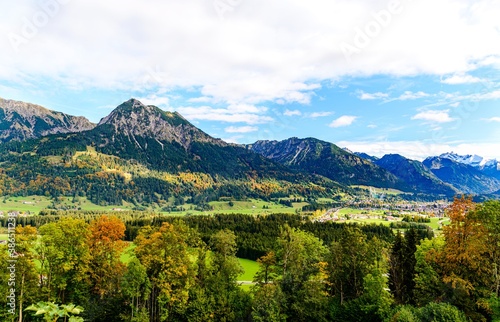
[0,97,95,142]
[97,98,227,149]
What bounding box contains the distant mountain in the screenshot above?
[0,97,94,142]
[354,152,379,163]
[423,156,500,194]
[97,99,226,150]
[439,152,488,167]
[249,137,406,189]
[374,154,457,196]
[439,152,500,180]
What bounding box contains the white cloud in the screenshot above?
[367,124,377,129]
[441,74,484,84]
[222,135,244,144]
[411,110,454,123]
[449,102,460,107]
[1,0,500,107]
[397,91,429,101]
[359,91,429,102]
[225,126,258,133]
[137,94,170,107]
[176,105,273,124]
[358,91,389,100]
[329,115,357,128]
[309,111,333,118]
[284,109,302,116]
[484,117,500,122]
[338,141,500,161]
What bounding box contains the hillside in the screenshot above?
[249,137,407,190]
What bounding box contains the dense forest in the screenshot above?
[1,197,500,321]
[0,140,348,207]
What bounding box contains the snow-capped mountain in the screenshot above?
[438,152,500,180]
[439,152,490,168]
[439,152,500,169]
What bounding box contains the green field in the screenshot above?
[120,242,137,263]
[237,258,259,282]
[351,185,404,195]
[166,199,303,216]
[345,218,392,226]
[0,195,308,216]
[0,195,139,213]
[337,207,387,216]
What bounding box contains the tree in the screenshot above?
[413,237,445,307]
[275,225,328,322]
[390,303,468,322]
[472,200,500,296]
[403,228,418,304]
[434,196,492,320]
[87,215,127,298]
[12,225,40,322]
[207,229,247,322]
[120,258,151,322]
[389,228,419,305]
[37,218,91,304]
[327,226,373,303]
[252,283,287,322]
[389,231,405,304]
[25,301,84,322]
[134,222,195,322]
[254,251,278,285]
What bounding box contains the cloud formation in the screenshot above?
[411,110,454,123]
[329,115,357,128]
[1,0,499,107]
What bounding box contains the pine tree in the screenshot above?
[389,230,405,304]
[403,228,418,304]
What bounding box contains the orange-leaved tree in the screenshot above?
[434,196,492,320]
[87,215,127,298]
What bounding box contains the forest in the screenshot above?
[1,197,500,321]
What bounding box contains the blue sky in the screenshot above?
[1,0,500,160]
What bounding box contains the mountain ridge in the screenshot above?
[374,154,457,196]
[0,97,95,142]
[423,156,500,194]
[248,137,408,190]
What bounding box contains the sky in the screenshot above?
[1,0,500,160]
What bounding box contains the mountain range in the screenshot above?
[0,97,499,206]
[0,97,94,142]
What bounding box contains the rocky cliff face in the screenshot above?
[97,98,227,150]
[0,97,95,142]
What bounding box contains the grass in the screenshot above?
[238,258,260,282]
[0,195,139,213]
[0,196,53,213]
[351,185,404,195]
[120,242,137,264]
[162,198,303,216]
[0,195,309,216]
[345,218,392,226]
